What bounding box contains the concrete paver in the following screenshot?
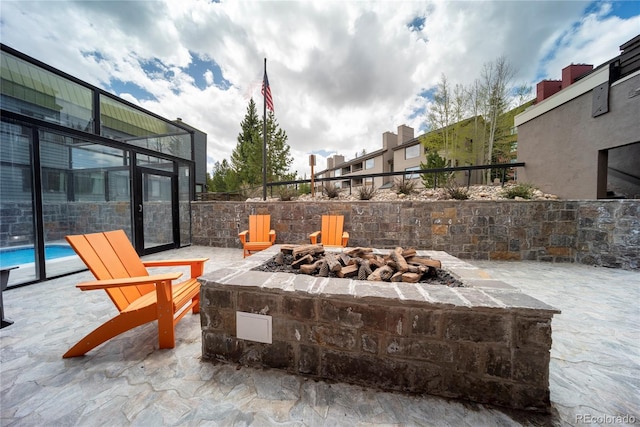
[1,246,638,426]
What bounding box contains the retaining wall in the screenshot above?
[191,199,639,270]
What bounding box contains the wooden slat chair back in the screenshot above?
[63,229,208,358]
[309,215,350,248]
[71,230,153,311]
[238,214,276,258]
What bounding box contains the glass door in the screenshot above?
[134,154,177,254]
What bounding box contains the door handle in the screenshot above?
[138,204,143,213]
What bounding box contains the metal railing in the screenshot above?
[265,162,525,197]
[196,192,243,201]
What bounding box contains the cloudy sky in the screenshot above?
[1,1,639,178]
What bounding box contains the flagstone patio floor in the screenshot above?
[1,246,638,426]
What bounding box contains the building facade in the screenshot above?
[316,121,489,192]
[0,44,207,286]
[515,36,640,199]
[319,124,416,190]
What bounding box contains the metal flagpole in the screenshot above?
[262,58,267,201]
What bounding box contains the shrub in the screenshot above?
[297,183,311,195]
[357,185,377,200]
[501,183,536,199]
[277,186,297,201]
[239,183,262,199]
[393,178,417,195]
[446,184,469,200]
[323,182,341,198]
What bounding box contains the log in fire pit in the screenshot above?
[253,244,464,287]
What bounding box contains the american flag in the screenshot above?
[262,71,274,112]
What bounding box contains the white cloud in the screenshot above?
[204,70,214,86]
[538,4,640,79]
[1,0,638,179]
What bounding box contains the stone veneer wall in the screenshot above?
[191,199,639,270]
[0,201,173,247]
[0,201,131,246]
[200,246,560,412]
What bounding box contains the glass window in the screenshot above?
[39,130,130,202]
[334,169,341,177]
[0,121,37,285]
[405,166,420,179]
[38,129,131,277]
[0,52,93,132]
[142,172,173,249]
[101,95,191,160]
[108,170,131,201]
[137,153,174,172]
[179,164,191,246]
[42,169,67,193]
[21,168,32,192]
[365,158,374,169]
[405,145,420,159]
[73,171,105,201]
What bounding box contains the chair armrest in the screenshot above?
[143,258,209,278]
[342,232,350,247]
[238,230,249,244]
[76,272,183,291]
[143,258,208,267]
[269,230,276,243]
[309,230,321,244]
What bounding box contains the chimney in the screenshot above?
[382,131,397,150]
[562,64,593,89]
[536,80,562,103]
[397,125,414,144]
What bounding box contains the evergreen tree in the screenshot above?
[223,160,241,191]
[262,111,294,182]
[420,151,449,188]
[230,99,262,186]
[205,172,214,192]
[209,159,235,192]
[228,99,295,191]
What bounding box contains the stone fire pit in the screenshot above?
[199,245,560,412]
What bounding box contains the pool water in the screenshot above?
[0,245,77,269]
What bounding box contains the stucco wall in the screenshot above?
[517,73,640,199]
[191,199,639,270]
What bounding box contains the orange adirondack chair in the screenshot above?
[62,229,208,358]
[309,215,349,248]
[239,214,276,258]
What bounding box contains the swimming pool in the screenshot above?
[0,244,78,269]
